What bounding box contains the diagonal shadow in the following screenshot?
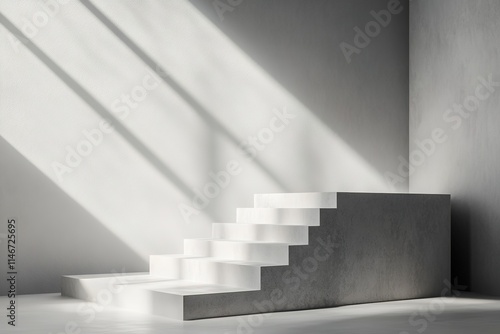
[0,135,147,295]
[0,12,195,200]
[79,0,291,192]
[188,0,409,182]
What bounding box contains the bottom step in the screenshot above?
[61,273,254,320]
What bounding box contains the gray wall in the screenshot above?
[0,136,146,294]
[0,0,408,295]
[191,0,410,187]
[410,0,500,295]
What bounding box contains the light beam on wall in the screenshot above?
[0,0,389,260]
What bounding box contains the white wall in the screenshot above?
[0,0,408,294]
[410,0,500,295]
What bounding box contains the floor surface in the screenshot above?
[1,292,500,333]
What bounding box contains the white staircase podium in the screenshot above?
[62,192,450,320]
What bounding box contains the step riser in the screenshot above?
[150,257,261,289]
[212,224,309,244]
[237,208,320,226]
[184,239,289,264]
[254,192,337,208]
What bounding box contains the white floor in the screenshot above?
[1,293,500,333]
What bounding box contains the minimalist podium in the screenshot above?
[62,192,450,320]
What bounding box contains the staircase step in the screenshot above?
[237,208,320,225]
[183,238,289,264]
[254,192,337,208]
[213,223,309,244]
[61,273,252,320]
[149,255,274,289]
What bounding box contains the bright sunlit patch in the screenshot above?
[0,0,389,263]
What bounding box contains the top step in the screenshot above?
[254,192,337,208]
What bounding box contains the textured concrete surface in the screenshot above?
[184,192,450,319]
[410,0,500,295]
[2,293,500,333]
